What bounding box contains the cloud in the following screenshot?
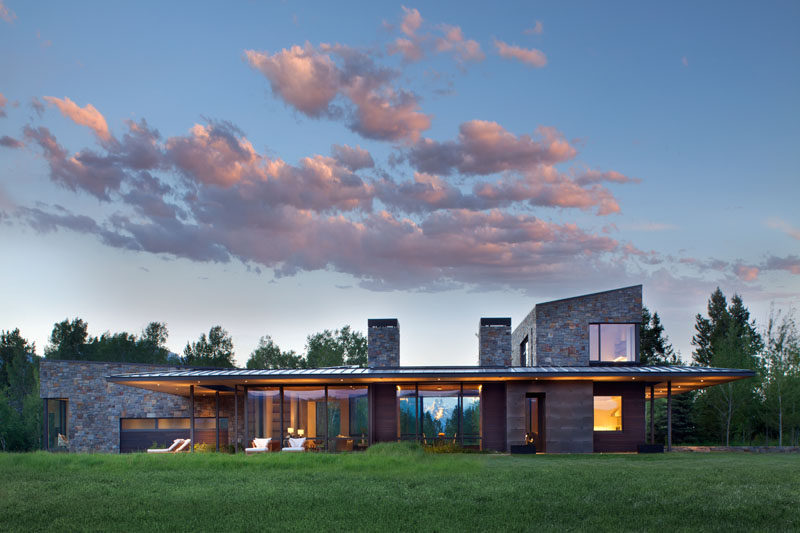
[735,264,759,281]
[0,1,15,23]
[523,21,543,35]
[0,93,7,117]
[399,6,422,36]
[766,217,800,240]
[494,40,547,68]
[331,144,374,171]
[0,135,23,148]
[387,8,483,65]
[681,56,689,67]
[43,96,112,141]
[435,25,485,63]
[408,120,576,176]
[246,42,430,142]
[30,97,45,117]
[763,255,800,275]
[388,37,424,62]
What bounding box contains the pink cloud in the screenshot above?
[399,6,422,36]
[43,96,112,141]
[345,81,431,142]
[575,169,640,185]
[0,135,23,148]
[524,21,544,35]
[331,144,374,171]
[764,255,800,275]
[388,37,424,62]
[494,40,547,68]
[766,217,800,240]
[735,264,760,281]
[0,1,15,23]
[244,44,340,117]
[0,92,7,117]
[435,25,485,63]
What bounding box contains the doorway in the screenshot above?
[525,393,545,452]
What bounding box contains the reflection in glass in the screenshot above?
[593,395,622,431]
[589,324,637,362]
[419,384,460,442]
[247,387,281,442]
[461,384,481,448]
[397,385,418,440]
[46,399,68,450]
[284,387,326,450]
[326,386,369,451]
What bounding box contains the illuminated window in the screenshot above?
[589,324,637,363]
[593,396,622,431]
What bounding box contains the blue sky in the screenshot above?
[1,1,798,365]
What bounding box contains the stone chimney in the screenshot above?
[479,317,512,367]
[368,319,400,368]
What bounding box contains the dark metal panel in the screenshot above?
[593,381,646,452]
[481,383,506,452]
[371,383,396,443]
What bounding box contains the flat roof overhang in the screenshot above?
[107,365,754,399]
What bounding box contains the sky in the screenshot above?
[0,1,798,367]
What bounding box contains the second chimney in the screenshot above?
[479,317,512,367]
[368,318,400,368]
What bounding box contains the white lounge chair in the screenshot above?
[282,437,306,452]
[147,438,186,454]
[245,438,272,455]
[174,438,192,452]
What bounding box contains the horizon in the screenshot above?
[1,1,798,366]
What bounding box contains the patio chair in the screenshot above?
[174,438,192,452]
[281,437,306,452]
[147,438,186,454]
[245,438,272,455]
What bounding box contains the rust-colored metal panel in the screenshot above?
[371,383,397,443]
[593,381,645,452]
[481,382,506,451]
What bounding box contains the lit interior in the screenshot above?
[593,395,622,431]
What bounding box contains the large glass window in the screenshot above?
[397,385,418,440]
[284,387,326,450]
[589,324,637,363]
[247,387,281,442]
[420,384,460,442]
[46,399,68,450]
[593,396,622,431]
[327,386,369,452]
[461,385,481,448]
[397,384,482,448]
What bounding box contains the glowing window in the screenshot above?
[593,396,622,431]
[589,324,637,363]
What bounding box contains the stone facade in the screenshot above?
[511,308,536,366]
[512,285,642,367]
[367,319,400,368]
[478,318,512,367]
[40,360,242,453]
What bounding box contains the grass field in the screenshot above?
[1,444,798,532]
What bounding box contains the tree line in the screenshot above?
[2,288,798,451]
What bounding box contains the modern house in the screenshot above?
[40,285,754,453]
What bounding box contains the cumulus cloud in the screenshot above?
[524,21,543,35]
[735,264,759,281]
[43,96,112,141]
[494,40,547,68]
[331,144,374,171]
[246,42,430,142]
[763,255,800,275]
[399,6,422,36]
[435,25,485,63]
[0,135,23,148]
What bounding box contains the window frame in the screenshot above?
[588,322,640,365]
[593,395,623,432]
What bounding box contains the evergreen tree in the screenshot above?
[640,307,679,365]
[182,326,235,368]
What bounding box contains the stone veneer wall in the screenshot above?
[368,320,400,368]
[533,285,642,366]
[511,308,536,366]
[478,322,512,367]
[40,360,242,453]
[506,380,594,453]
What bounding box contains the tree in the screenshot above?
[246,336,304,369]
[183,326,235,368]
[640,307,679,365]
[45,318,89,360]
[0,329,41,451]
[305,326,367,368]
[761,307,800,447]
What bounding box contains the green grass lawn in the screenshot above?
[1,444,798,532]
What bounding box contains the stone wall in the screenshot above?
[40,360,241,453]
[511,308,536,366]
[506,380,594,453]
[367,319,400,368]
[478,318,512,367]
[533,285,642,366]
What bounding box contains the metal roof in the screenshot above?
[109,365,754,381]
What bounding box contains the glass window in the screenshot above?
[47,399,68,450]
[418,384,460,442]
[589,324,637,363]
[247,387,281,441]
[284,387,326,450]
[593,396,622,431]
[121,418,156,430]
[397,385,418,439]
[327,386,369,451]
[461,384,481,447]
[157,418,190,430]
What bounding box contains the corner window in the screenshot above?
[46,399,68,450]
[589,323,637,363]
[593,396,622,431]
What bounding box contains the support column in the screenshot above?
[190,385,195,453]
[667,381,672,452]
[215,390,220,452]
[234,385,238,453]
[42,399,48,451]
[650,384,655,445]
[243,386,248,448]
